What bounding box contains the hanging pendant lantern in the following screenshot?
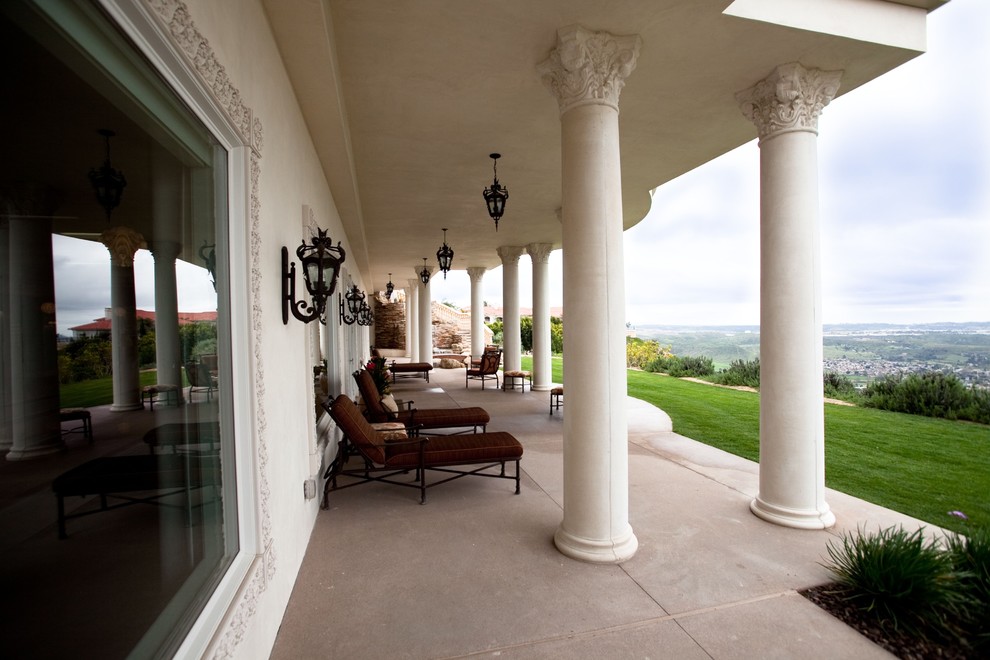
[436,228,454,279]
[482,153,508,231]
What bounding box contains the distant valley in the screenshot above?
[629,322,990,388]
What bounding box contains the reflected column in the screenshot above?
[151,241,182,403]
[4,183,63,459]
[0,216,10,453]
[101,226,145,412]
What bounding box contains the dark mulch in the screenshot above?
[800,583,973,660]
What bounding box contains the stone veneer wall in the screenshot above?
[374,296,406,350]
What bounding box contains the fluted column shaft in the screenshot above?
[539,25,640,563]
[467,267,486,358]
[527,244,553,390]
[497,246,524,373]
[737,62,841,529]
[102,226,145,412]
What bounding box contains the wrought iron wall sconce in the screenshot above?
[436,228,453,278]
[199,241,217,291]
[282,227,345,324]
[340,284,373,326]
[482,153,508,231]
[89,129,127,221]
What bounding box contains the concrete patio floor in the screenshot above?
[271,364,924,659]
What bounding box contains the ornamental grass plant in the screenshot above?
[821,522,990,655]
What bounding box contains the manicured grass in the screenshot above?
[626,369,990,534]
[59,370,161,408]
[520,355,563,383]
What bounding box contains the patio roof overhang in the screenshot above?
[263,0,945,295]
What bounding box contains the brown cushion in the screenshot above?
[551,387,564,395]
[329,395,386,464]
[353,369,391,422]
[394,406,490,430]
[384,432,522,468]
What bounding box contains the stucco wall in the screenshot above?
[174,1,360,656]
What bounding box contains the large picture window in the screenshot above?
[0,3,237,657]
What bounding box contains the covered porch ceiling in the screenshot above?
[263,0,945,295]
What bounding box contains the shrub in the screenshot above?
[712,357,760,388]
[824,372,860,402]
[626,338,671,369]
[862,372,990,424]
[823,526,969,638]
[944,522,990,651]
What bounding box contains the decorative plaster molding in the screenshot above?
[139,1,272,656]
[496,245,525,266]
[538,25,641,115]
[145,0,259,154]
[526,243,553,265]
[101,226,146,266]
[736,63,842,141]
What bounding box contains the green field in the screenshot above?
[522,356,990,534]
[59,370,162,409]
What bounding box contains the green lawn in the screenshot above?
[626,369,990,534]
[59,370,161,408]
[520,356,990,533]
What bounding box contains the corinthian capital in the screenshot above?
[736,63,842,141]
[101,226,146,267]
[496,245,525,266]
[538,25,641,115]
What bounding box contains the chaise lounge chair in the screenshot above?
[321,395,523,506]
[353,369,490,433]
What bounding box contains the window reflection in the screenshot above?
[0,4,236,657]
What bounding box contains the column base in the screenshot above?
[750,496,836,530]
[7,442,64,461]
[110,402,144,413]
[554,523,639,564]
[532,384,552,392]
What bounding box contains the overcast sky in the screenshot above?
[55,0,988,334]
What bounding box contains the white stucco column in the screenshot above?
[539,25,641,563]
[737,62,841,529]
[102,226,145,412]
[417,267,433,363]
[497,246,524,373]
[406,278,419,362]
[150,241,182,401]
[527,243,553,390]
[467,266,487,358]
[4,185,63,460]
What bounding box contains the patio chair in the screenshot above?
[353,370,490,433]
[321,394,523,506]
[185,361,217,402]
[466,349,501,389]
